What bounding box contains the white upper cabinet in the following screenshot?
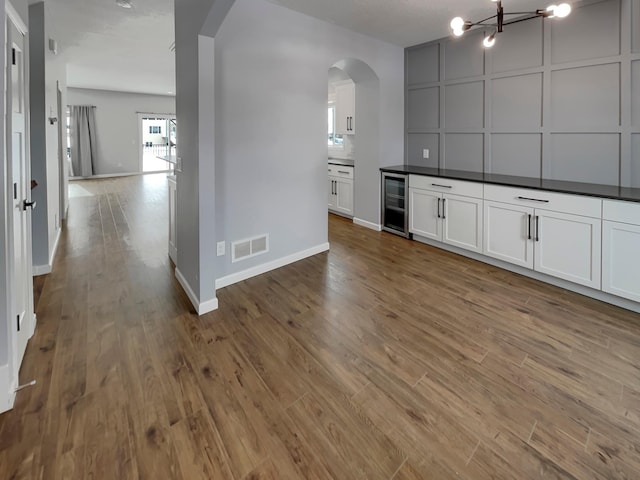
[335,81,355,135]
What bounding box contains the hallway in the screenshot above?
[1,174,640,479]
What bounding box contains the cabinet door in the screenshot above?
[328,178,337,210]
[409,188,441,240]
[335,82,355,135]
[334,177,354,216]
[483,200,534,269]
[168,179,177,263]
[534,210,601,289]
[602,221,640,302]
[442,194,483,253]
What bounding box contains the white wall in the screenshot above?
[29,1,66,273]
[213,0,404,280]
[66,88,175,176]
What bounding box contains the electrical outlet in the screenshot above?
[217,241,225,257]
[423,149,430,159]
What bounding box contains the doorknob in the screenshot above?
[23,200,36,211]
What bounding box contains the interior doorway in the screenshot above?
[138,114,176,173]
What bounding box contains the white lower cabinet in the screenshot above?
[483,185,601,290]
[168,175,177,263]
[409,175,483,254]
[602,200,640,302]
[328,165,354,217]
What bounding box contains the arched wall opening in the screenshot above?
[328,58,381,226]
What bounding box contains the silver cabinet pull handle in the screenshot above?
[535,215,540,242]
[442,198,446,219]
[431,183,452,189]
[437,198,441,218]
[517,196,549,203]
[527,214,532,240]
[338,170,350,174]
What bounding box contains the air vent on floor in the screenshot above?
[231,234,269,263]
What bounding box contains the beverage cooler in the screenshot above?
[381,172,409,237]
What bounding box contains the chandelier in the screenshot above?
[450,1,571,48]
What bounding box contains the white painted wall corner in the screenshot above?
[0,364,16,414]
[175,268,219,315]
[33,227,61,276]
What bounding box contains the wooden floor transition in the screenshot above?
[1,173,640,479]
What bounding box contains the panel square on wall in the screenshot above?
[490,134,541,177]
[491,73,542,130]
[407,44,439,86]
[547,133,620,185]
[491,17,543,74]
[550,0,620,64]
[407,87,439,130]
[445,81,484,130]
[632,61,640,129]
[444,134,484,172]
[408,133,439,168]
[551,63,620,130]
[444,31,484,80]
[634,1,640,53]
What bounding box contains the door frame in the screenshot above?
[137,112,176,173]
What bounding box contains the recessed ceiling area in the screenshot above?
[44,0,555,96]
[46,0,175,96]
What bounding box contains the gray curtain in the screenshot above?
[69,105,97,177]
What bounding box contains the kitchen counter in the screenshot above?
[381,165,640,203]
[328,158,355,167]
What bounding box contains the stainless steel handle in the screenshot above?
[432,183,452,189]
[23,200,36,211]
[517,196,549,203]
[535,215,540,242]
[527,214,532,240]
[437,198,441,218]
[338,170,350,174]
[332,180,335,195]
[442,198,446,219]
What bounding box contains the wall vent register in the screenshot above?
[232,234,269,263]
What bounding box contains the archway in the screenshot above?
[327,58,381,227]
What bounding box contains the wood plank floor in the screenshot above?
[2,172,640,479]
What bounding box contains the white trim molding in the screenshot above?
[33,228,62,276]
[216,242,330,290]
[0,364,16,414]
[6,2,28,34]
[353,217,382,231]
[175,268,218,315]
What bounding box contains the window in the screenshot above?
[149,125,161,134]
[328,105,343,148]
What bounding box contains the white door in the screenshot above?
[534,210,601,289]
[8,18,33,371]
[409,188,441,240]
[335,82,354,135]
[602,220,640,302]
[483,200,534,269]
[442,194,483,253]
[334,178,353,216]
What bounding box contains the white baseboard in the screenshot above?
[0,364,16,414]
[216,242,330,290]
[70,172,138,180]
[33,228,62,276]
[353,217,382,231]
[175,268,219,315]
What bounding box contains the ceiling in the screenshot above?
[45,0,175,96]
[45,0,554,96]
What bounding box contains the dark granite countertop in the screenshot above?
[328,158,355,167]
[381,165,640,203]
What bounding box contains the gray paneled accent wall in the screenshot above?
[405,0,640,187]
